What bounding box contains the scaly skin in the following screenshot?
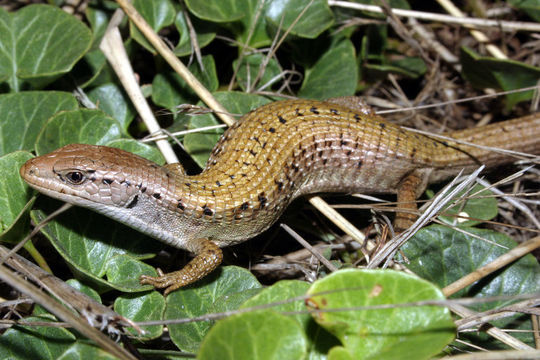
[20,99,540,294]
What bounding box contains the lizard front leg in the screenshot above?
[140,239,222,295]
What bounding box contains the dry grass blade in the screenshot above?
[99,10,179,163]
[440,349,540,359]
[0,245,140,336]
[280,223,338,272]
[456,298,540,331]
[328,1,540,32]
[0,264,137,360]
[436,0,506,59]
[450,303,534,350]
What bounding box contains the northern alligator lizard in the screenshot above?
[20,99,540,294]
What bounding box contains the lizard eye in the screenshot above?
[65,171,85,184]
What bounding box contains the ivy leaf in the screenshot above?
[185,0,248,22]
[173,12,216,57]
[0,91,78,155]
[0,5,92,90]
[35,109,123,155]
[306,269,455,360]
[265,0,334,39]
[299,39,358,99]
[0,151,34,236]
[402,225,540,348]
[87,83,136,132]
[114,291,166,339]
[166,266,261,352]
[130,0,176,54]
[0,317,117,360]
[241,280,340,359]
[461,46,540,109]
[438,183,498,227]
[152,55,218,111]
[198,311,307,360]
[30,204,161,292]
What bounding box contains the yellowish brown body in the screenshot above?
[20,99,540,293]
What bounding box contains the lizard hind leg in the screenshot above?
[394,170,430,232]
[140,239,223,295]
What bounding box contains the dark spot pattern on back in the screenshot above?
[202,205,214,216]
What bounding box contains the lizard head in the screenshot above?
[20,144,154,211]
[21,143,204,250]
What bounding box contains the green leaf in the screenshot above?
[0,5,92,91]
[403,225,540,300]
[212,288,263,313]
[115,291,165,339]
[299,39,358,99]
[165,266,261,352]
[402,225,540,347]
[66,279,103,302]
[364,57,427,79]
[265,0,334,39]
[71,49,108,89]
[389,57,427,77]
[328,347,355,360]
[30,204,161,292]
[130,0,176,54]
[360,24,387,62]
[198,311,307,360]
[35,109,123,155]
[306,269,455,360]
[460,46,540,109]
[438,183,498,227]
[87,83,136,131]
[241,280,309,323]
[173,12,216,57]
[507,0,540,21]
[241,280,340,360]
[185,0,248,22]
[233,53,281,92]
[105,254,159,291]
[0,317,117,360]
[85,4,111,50]
[0,151,34,236]
[230,0,271,48]
[71,6,111,87]
[152,55,218,110]
[183,92,271,167]
[0,91,78,155]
